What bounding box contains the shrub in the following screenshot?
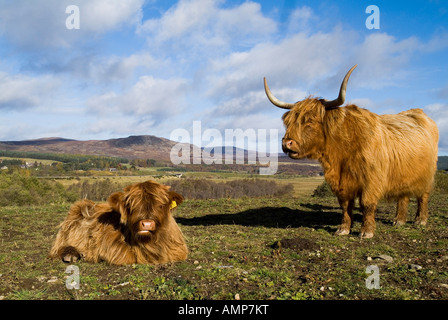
[312,181,334,198]
[67,179,124,201]
[0,171,77,206]
[166,178,294,200]
[434,171,448,194]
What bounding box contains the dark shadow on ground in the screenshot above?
[177,204,343,232]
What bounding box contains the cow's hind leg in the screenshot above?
[415,192,430,226]
[335,198,354,236]
[60,246,82,263]
[393,196,409,226]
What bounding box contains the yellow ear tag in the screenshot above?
[170,200,177,209]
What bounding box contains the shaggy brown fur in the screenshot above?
[49,180,188,265]
[282,101,439,238]
[266,69,439,238]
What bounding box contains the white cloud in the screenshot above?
[352,32,448,89]
[285,6,315,35]
[352,33,418,88]
[85,52,159,84]
[205,86,307,125]
[211,90,271,117]
[0,0,143,49]
[140,0,215,41]
[139,0,277,55]
[204,28,355,103]
[423,103,448,153]
[419,32,448,53]
[0,72,59,110]
[203,27,448,113]
[0,0,67,49]
[81,0,143,33]
[87,75,189,117]
[85,116,155,138]
[0,117,41,141]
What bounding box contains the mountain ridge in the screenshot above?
[0,135,178,161]
[0,135,293,164]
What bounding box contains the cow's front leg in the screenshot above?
[60,246,82,263]
[335,198,354,236]
[360,202,377,239]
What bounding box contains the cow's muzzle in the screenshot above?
[282,139,300,157]
[136,219,156,236]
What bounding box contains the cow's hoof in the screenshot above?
[393,220,406,227]
[414,219,427,227]
[61,246,81,263]
[335,228,350,236]
[359,231,374,239]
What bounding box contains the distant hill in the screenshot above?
[438,156,448,170]
[0,135,286,164]
[0,135,178,162]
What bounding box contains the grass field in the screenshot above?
[1,173,447,301]
[0,156,61,166]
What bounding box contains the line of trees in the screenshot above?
[0,150,171,172]
[0,159,24,167]
[0,150,128,171]
[67,179,124,201]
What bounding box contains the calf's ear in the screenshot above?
[108,191,130,225]
[168,191,184,208]
[108,192,124,211]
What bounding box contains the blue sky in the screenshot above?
[0,0,447,154]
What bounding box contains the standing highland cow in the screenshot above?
[264,65,439,238]
[49,180,188,264]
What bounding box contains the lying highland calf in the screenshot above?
[264,65,439,238]
[49,180,188,264]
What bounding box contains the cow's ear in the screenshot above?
[108,191,130,224]
[108,192,124,211]
[168,191,184,208]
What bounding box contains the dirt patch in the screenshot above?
[271,237,319,251]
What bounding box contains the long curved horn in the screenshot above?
[264,78,295,110]
[320,64,357,110]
